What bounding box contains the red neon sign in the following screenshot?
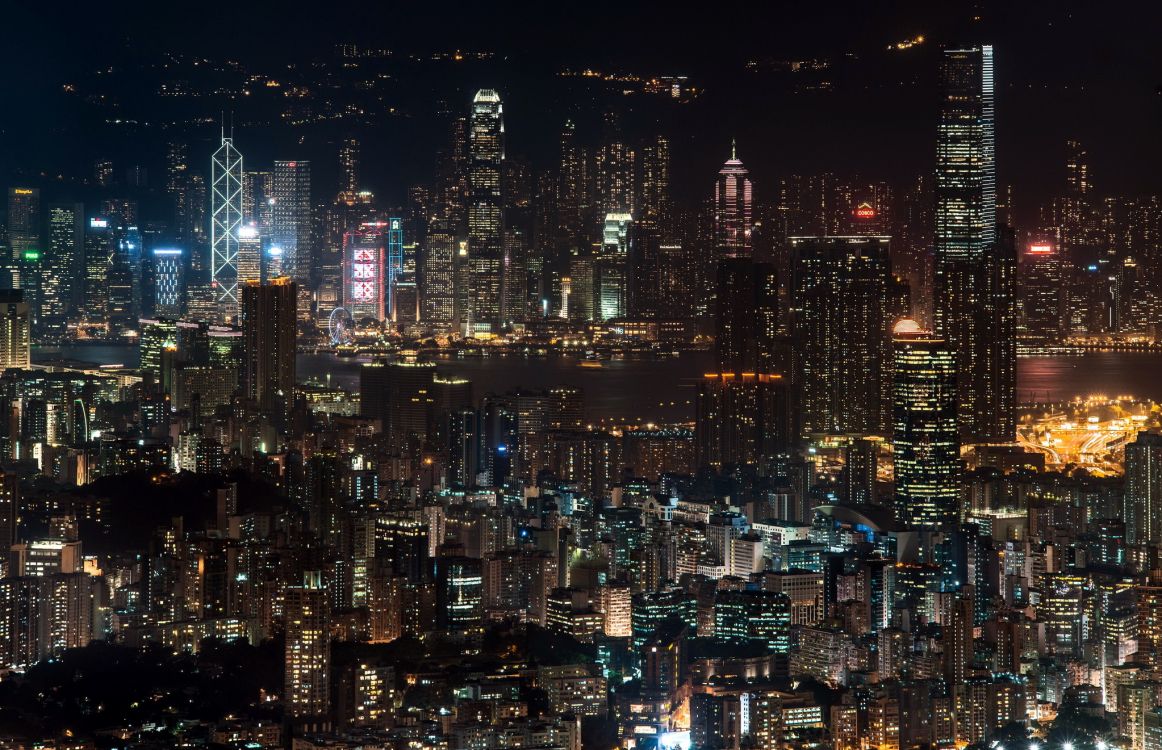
[853,202,876,220]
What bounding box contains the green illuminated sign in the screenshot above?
[22,250,40,261]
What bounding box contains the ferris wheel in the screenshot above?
[327,307,355,345]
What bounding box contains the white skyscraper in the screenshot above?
[210,132,244,321]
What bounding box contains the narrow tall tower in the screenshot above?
[714,141,753,258]
[892,319,959,529]
[467,89,504,336]
[210,131,244,321]
[934,45,1014,443]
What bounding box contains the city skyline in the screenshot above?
[0,6,1161,750]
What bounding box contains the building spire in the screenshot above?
[731,138,737,160]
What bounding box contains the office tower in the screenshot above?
[714,143,752,257]
[790,236,901,436]
[338,137,360,194]
[595,137,634,218]
[639,135,671,225]
[597,213,631,321]
[359,361,435,449]
[82,217,111,323]
[1065,139,1089,197]
[234,223,262,285]
[271,160,312,285]
[6,187,40,290]
[628,220,661,318]
[892,320,959,529]
[0,471,18,554]
[556,120,584,242]
[696,373,789,469]
[435,554,483,633]
[894,175,934,326]
[715,257,778,374]
[844,437,879,505]
[165,141,192,244]
[285,571,330,723]
[343,222,386,321]
[386,218,404,318]
[150,248,184,318]
[467,89,504,335]
[242,170,273,228]
[1125,432,1162,545]
[422,231,456,326]
[44,203,83,339]
[1019,237,1066,342]
[240,278,297,428]
[211,132,244,320]
[0,290,30,370]
[106,224,140,336]
[934,45,1014,443]
[448,408,479,487]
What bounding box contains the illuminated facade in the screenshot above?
[1018,238,1066,342]
[343,222,386,321]
[210,133,244,319]
[467,89,504,335]
[44,203,83,339]
[271,160,312,284]
[83,217,111,323]
[0,290,31,371]
[713,142,752,257]
[891,320,959,529]
[598,213,631,321]
[386,217,404,317]
[284,571,330,721]
[790,235,902,436]
[241,278,297,430]
[236,224,262,285]
[934,45,1015,443]
[150,249,184,318]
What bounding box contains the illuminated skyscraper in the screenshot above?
[150,248,184,318]
[343,222,386,321]
[271,160,312,284]
[44,203,83,339]
[82,217,112,324]
[467,89,504,335]
[1125,431,1162,546]
[241,278,297,429]
[210,133,244,320]
[6,187,39,290]
[714,142,753,257]
[422,231,456,326]
[386,218,404,317]
[338,137,360,194]
[0,290,30,371]
[284,571,330,723]
[934,45,1015,443]
[106,224,140,336]
[235,223,262,286]
[790,236,903,436]
[1018,238,1066,342]
[597,213,631,321]
[696,373,789,469]
[892,320,959,529]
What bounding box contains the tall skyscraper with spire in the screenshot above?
[467,89,505,335]
[933,45,1014,443]
[210,129,243,321]
[714,141,753,258]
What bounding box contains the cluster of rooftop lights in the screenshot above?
[993,742,1114,750]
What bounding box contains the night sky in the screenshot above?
[2,1,1159,220]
